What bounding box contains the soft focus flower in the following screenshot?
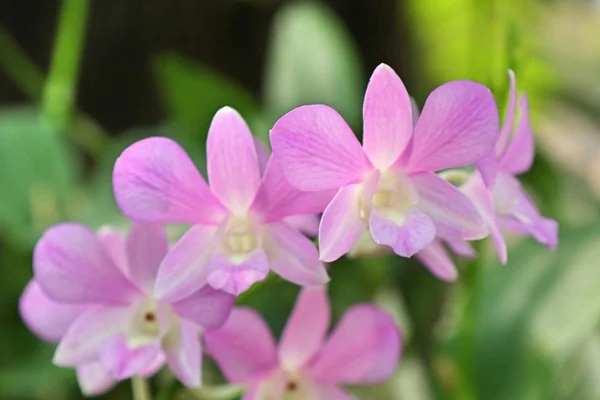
[113,107,331,297]
[20,281,119,396]
[462,71,559,263]
[204,287,401,400]
[32,222,235,387]
[270,63,499,262]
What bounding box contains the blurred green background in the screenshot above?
[1,0,600,399]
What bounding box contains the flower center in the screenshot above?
[360,170,418,221]
[222,215,258,255]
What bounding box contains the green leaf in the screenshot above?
[264,0,363,127]
[0,107,77,248]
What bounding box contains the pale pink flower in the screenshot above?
[32,222,235,387]
[270,63,499,262]
[204,287,401,400]
[113,107,332,297]
[463,71,559,263]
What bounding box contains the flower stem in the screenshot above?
[131,376,152,400]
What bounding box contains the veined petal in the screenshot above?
[319,183,371,262]
[363,64,413,169]
[99,336,161,380]
[411,173,486,240]
[126,223,169,294]
[496,69,518,156]
[54,306,132,366]
[369,209,435,258]
[406,81,499,173]
[19,280,88,342]
[97,227,128,275]
[207,251,270,295]
[416,241,458,282]
[163,320,202,388]
[498,94,535,175]
[264,223,329,286]
[279,287,330,371]
[171,286,236,329]
[155,225,217,302]
[270,105,371,191]
[307,305,401,384]
[253,157,335,221]
[204,307,278,383]
[76,361,116,397]
[34,223,139,305]
[113,137,226,224]
[207,107,262,211]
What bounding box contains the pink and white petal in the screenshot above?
[126,223,169,293]
[141,353,166,377]
[363,64,413,169]
[253,157,335,221]
[476,153,498,188]
[411,97,420,125]
[204,307,278,383]
[171,286,236,329]
[113,137,226,224]
[270,105,372,191]
[406,81,499,173]
[54,306,132,366]
[207,107,261,212]
[411,173,487,240]
[207,250,270,295]
[369,209,435,258]
[76,361,117,397]
[499,94,535,175]
[97,226,128,275]
[319,184,369,262]
[314,385,356,400]
[155,224,218,302]
[99,336,161,380]
[307,305,401,384]
[284,215,320,237]
[19,280,88,342]
[254,138,270,175]
[415,241,458,282]
[496,69,518,156]
[279,287,330,371]
[34,223,139,305]
[163,320,202,388]
[264,223,329,287]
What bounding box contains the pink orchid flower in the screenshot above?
[113,107,332,297]
[20,280,124,396]
[32,222,235,387]
[462,71,559,263]
[204,287,401,400]
[270,63,499,262]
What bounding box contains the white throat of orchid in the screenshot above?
[127,298,177,348]
[261,369,313,400]
[221,215,259,257]
[360,170,419,223]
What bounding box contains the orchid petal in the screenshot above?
[126,223,169,293]
[113,137,225,224]
[207,107,261,211]
[76,361,116,396]
[270,105,371,191]
[155,224,217,302]
[406,81,499,172]
[369,209,435,257]
[279,287,330,370]
[163,320,202,388]
[207,250,270,295]
[19,280,87,342]
[171,286,235,329]
[254,138,270,175]
[308,305,401,384]
[54,306,132,366]
[447,239,476,258]
[314,385,356,400]
[416,241,458,281]
[284,215,320,237]
[204,307,278,383]
[264,223,329,286]
[412,173,486,240]
[99,336,161,380]
[97,227,128,275]
[499,94,535,175]
[496,69,518,156]
[34,223,139,305]
[363,64,413,169]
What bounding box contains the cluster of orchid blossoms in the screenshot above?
[19,64,558,399]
